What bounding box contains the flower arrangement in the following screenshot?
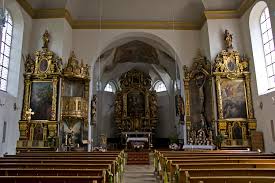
[169,143,180,150]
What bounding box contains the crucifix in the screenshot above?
[26,108,34,122]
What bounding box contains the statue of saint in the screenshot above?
[224,30,233,50]
[91,95,97,123]
[42,30,50,49]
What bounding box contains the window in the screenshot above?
[249,2,275,95]
[104,81,116,93]
[260,7,275,89]
[154,81,167,92]
[0,9,13,91]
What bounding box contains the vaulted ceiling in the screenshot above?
[25,0,247,24]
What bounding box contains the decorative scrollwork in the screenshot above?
[63,51,90,79]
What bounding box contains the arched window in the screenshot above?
[0,9,13,91]
[154,81,167,92]
[260,7,275,89]
[104,81,116,93]
[249,2,275,95]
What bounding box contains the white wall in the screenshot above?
[30,19,72,61]
[200,22,211,60]
[207,19,244,60]
[0,1,32,156]
[240,0,275,153]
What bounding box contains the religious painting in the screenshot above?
[220,79,247,119]
[127,91,145,117]
[30,81,53,120]
[33,123,43,141]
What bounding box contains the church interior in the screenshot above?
[0,0,275,182]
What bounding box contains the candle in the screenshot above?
[65,134,68,145]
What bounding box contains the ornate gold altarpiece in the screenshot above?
[60,51,90,150]
[17,31,62,151]
[213,30,256,148]
[115,69,158,135]
[183,51,214,146]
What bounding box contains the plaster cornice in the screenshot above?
[72,20,201,30]
[17,0,256,30]
[204,0,256,20]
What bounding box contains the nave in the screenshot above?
[1,149,275,183]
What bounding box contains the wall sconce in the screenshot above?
[0,98,6,107]
[259,101,263,109]
[272,97,275,105]
[13,103,19,111]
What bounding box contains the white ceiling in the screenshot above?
[27,0,245,22]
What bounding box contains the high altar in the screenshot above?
[114,69,158,149]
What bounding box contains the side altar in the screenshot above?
[17,31,62,151]
[114,69,158,149]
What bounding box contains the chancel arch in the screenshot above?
[91,37,183,148]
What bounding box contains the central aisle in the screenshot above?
[122,164,158,183]
[122,152,159,183]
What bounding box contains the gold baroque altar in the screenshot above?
[114,69,158,134]
[213,30,256,148]
[17,31,62,151]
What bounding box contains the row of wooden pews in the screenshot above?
[0,150,125,183]
[154,150,275,183]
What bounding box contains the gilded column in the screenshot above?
[244,73,254,119]
[183,78,191,144]
[122,94,127,118]
[215,75,223,119]
[145,92,149,118]
[51,77,58,120]
[22,75,31,120]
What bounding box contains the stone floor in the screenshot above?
[122,152,159,183]
[122,164,159,183]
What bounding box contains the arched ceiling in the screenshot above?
[93,40,178,93]
[26,0,246,23]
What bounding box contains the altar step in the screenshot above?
[127,152,149,165]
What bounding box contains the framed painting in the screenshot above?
[220,79,247,119]
[30,81,53,120]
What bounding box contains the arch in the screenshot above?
[4,2,24,97]
[91,32,183,94]
[91,32,183,70]
[249,1,274,95]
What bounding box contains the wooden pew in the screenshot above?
[167,158,275,179]
[0,150,125,183]
[0,168,106,177]
[186,175,275,183]
[0,163,113,182]
[0,175,105,183]
[163,162,275,183]
[176,168,275,183]
[154,150,275,176]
